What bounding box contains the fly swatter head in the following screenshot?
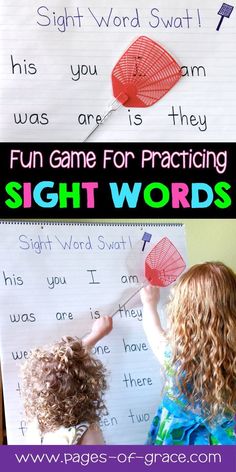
[218,3,234,17]
[112,36,182,108]
[145,237,186,287]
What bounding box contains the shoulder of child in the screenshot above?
[79,423,105,445]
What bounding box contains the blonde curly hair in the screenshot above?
[167,262,236,421]
[21,336,107,433]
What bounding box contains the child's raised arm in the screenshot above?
[140,285,167,363]
[82,316,113,349]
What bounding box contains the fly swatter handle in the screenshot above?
[216,16,224,31]
[82,92,128,142]
[81,282,146,339]
[110,282,146,318]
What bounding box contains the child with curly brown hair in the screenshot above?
[21,316,113,445]
[140,262,236,445]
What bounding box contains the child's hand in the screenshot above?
[140,285,160,307]
[91,316,113,339]
[83,316,113,349]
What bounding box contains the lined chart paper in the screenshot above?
[0,0,235,142]
[0,222,187,444]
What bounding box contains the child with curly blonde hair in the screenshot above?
[21,316,113,445]
[141,262,236,445]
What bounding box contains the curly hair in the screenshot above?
[167,262,236,421]
[21,337,108,433]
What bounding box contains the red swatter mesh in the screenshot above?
[145,237,186,287]
[112,36,182,108]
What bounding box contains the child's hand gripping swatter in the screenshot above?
[83,36,182,141]
[110,237,186,318]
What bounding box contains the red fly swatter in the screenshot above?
[145,237,186,287]
[112,36,182,108]
[110,237,186,317]
[83,36,182,141]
